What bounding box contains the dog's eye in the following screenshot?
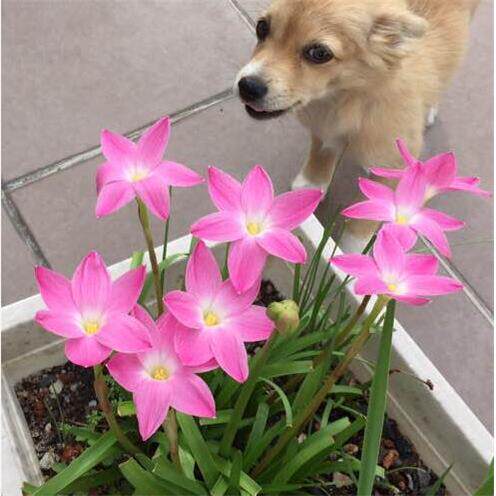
[304,44,334,64]
[256,19,270,42]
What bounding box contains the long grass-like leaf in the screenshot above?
[357,299,396,495]
[261,378,293,427]
[424,464,453,496]
[473,460,494,496]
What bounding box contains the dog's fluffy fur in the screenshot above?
[235,0,478,248]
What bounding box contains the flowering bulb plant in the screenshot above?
[28,120,488,496]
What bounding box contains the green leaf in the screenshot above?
[244,403,270,467]
[424,464,453,496]
[273,424,337,483]
[210,476,229,496]
[357,299,396,496]
[212,455,261,496]
[139,253,188,304]
[334,417,366,447]
[262,360,313,378]
[153,456,206,495]
[228,450,243,494]
[320,399,334,428]
[176,413,219,488]
[119,458,181,494]
[130,251,144,268]
[474,460,494,496]
[61,467,121,494]
[199,409,233,425]
[117,401,136,417]
[32,431,121,496]
[179,446,196,480]
[260,378,293,427]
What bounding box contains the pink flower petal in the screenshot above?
[213,279,260,316]
[164,290,203,329]
[131,304,156,332]
[35,310,81,338]
[373,229,405,275]
[95,181,135,218]
[97,313,151,352]
[134,381,171,441]
[421,208,465,231]
[394,295,431,306]
[404,275,463,295]
[257,228,307,264]
[330,254,378,278]
[154,312,183,350]
[96,162,125,193]
[174,325,213,366]
[35,266,77,313]
[410,215,452,257]
[134,174,170,220]
[65,336,111,367]
[241,165,274,218]
[188,358,219,374]
[358,178,394,203]
[396,138,418,167]
[107,353,146,391]
[449,177,492,197]
[380,224,418,251]
[186,241,222,300]
[156,161,204,187]
[228,306,274,342]
[395,164,426,210]
[71,252,111,313]
[354,276,388,295]
[369,167,404,179]
[269,189,322,230]
[423,152,456,189]
[109,266,146,314]
[137,117,170,166]
[169,373,215,418]
[207,167,242,211]
[101,129,136,166]
[191,211,244,242]
[210,330,249,383]
[403,254,438,276]
[228,238,267,294]
[341,200,394,221]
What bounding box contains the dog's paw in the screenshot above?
[425,106,438,128]
[291,172,329,194]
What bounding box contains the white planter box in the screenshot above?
[1,215,492,495]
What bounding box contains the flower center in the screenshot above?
[387,283,398,292]
[129,167,149,183]
[246,221,262,236]
[83,319,101,335]
[395,213,409,225]
[151,366,170,381]
[204,311,220,327]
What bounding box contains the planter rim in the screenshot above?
[2,214,493,495]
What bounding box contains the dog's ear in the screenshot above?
[368,9,427,65]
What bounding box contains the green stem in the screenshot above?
[160,188,171,292]
[219,332,277,457]
[137,199,164,315]
[357,299,396,495]
[93,365,141,455]
[164,409,181,471]
[335,295,371,347]
[251,296,388,478]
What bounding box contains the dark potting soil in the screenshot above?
[15,280,445,495]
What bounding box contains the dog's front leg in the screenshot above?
[292,135,340,192]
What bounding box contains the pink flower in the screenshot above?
[164,241,274,383]
[330,229,462,305]
[370,139,491,202]
[341,164,465,257]
[35,252,151,367]
[107,305,216,441]
[95,116,204,220]
[191,165,322,293]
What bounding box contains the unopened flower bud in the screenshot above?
[266,300,300,336]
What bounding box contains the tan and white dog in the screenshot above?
[235,0,478,248]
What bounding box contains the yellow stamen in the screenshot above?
[130,169,148,183]
[387,283,398,292]
[151,366,170,381]
[83,320,101,335]
[395,214,409,225]
[204,311,219,327]
[246,222,262,236]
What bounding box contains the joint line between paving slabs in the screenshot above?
[420,235,494,326]
[2,88,234,193]
[228,0,256,31]
[1,190,51,268]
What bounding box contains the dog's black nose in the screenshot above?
[238,76,268,102]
